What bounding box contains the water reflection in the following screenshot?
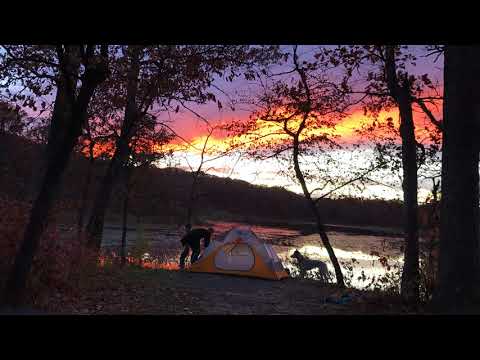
[286,231,404,289]
[101,221,404,290]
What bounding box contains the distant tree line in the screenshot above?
[0,132,408,228]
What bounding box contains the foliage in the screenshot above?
[0,100,28,135]
[0,197,95,306]
[328,45,443,187]
[339,241,438,304]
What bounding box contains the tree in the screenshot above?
[0,45,109,307]
[184,126,214,227]
[435,46,480,312]
[118,115,173,266]
[175,116,238,227]
[162,107,248,228]
[384,46,420,304]
[75,100,117,234]
[228,46,354,287]
[85,45,282,250]
[331,45,443,304]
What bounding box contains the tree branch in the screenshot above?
[415,98,443,132]
[312,163,384,202]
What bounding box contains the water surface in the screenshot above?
[101,220,404,290]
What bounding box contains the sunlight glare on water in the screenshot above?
[275,243,404,290]
[297,245,380,261]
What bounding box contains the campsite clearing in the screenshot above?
[41,267,408,315]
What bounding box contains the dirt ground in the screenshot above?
[37,267,408,315]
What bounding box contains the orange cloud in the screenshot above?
[82,100,443,160]
[187,106,441,154]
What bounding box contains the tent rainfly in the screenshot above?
[188,227,289,280]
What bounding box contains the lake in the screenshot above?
[100,220,405,290]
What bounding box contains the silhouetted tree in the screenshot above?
[178,122,239,227]
[184,127,213,226]
[119,115,173,266]
[384,46,420,304]
[86,45,143,250]
[75,116,116,234]
[435,45,480,312]
[0,45,109,306]
[85,45,282,250]
[331,45,443,304]
[230,46,353,287]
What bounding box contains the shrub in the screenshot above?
[0,197,88,306]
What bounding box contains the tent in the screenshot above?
[188,227,289,280]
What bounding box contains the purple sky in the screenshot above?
[168,45,443,141]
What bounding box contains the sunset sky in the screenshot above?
[12,45,443,202]
[156,45,443,202]
[162,106,442,201]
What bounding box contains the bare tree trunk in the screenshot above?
[3,146,72,306]
[425,179,440,297]
[120,166,133,267]
[398,97,420,304]
[2,45,108,306]
[384,46,419,304]
[77,144,95,233]
[435,46,480,312]
[85,144,131,250]
[186,172,200,226]
[292,136,345,288]
[121,189,129,267]
[86,46,141,250]
[287,46,344,287]
[185,129,212,226]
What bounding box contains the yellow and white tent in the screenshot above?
[188,227,289,280]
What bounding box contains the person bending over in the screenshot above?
[179,226,213,269]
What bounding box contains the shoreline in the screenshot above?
[94,221,403,238]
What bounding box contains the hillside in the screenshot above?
[0,133,404,228]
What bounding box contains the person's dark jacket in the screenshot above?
[180,228,211,249]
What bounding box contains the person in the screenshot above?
[179,226,214,269]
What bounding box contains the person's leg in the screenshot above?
[179,245,190,269]
[190,242,201,264]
